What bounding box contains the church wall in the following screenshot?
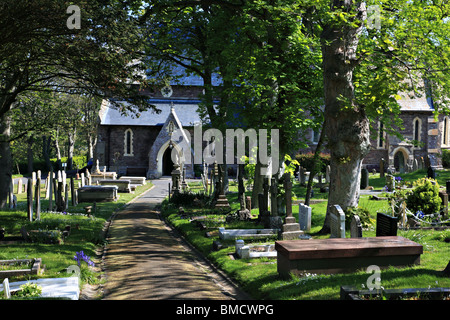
[96,125,160,175]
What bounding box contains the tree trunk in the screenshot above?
[251,162,263,208]
[0,115,12,208]
[88,133,97,160]
[67,128,76,170]
[27,136,34,175]
[320,1,371,233]
[305,121,327,206]
[42,135,52,171]
[54,128,62,171]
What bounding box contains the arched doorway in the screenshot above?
[162,146,174,176]
[394,150,406,173]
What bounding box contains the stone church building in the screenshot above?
[95,67,449,178]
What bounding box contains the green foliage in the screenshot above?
[344,206,375,229]
[406,178,441,215]
[295,152,330,173]
[441,149,450,168]
[15,283,42,298]
[169,191,210,207]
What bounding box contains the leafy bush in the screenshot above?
[344,206,374,229]
[28,229,63,244]
[15,283,42,298]
[170,191,209,206]
[295,152,330,173]
[406,178,441,215]
[442,149,450,168]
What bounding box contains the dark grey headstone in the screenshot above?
[376,212,398,236]
[360,168,369,189]
[350,215,363,238]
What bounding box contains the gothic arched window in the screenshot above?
[124,128,134,156]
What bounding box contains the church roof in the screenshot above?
[397,93,435,112]
[99,99,206,127]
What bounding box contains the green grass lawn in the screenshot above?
[163,174,450,300]
[0,181,153,295]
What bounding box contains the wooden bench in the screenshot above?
[275,236,423,277]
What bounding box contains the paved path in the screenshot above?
[102,178,248,300]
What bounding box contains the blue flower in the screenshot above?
[395,176,403,182]
[415,211,424,219]
[73,250,95,267]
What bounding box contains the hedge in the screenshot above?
[13,156,88,175]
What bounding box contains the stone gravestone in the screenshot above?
[325,165,331,184]
[270,177,278,216]
[27,178,33,221]
[80,172,85,187]
[238,192,251,221]
[237,164,245,203]
[385,174,395,191]
[350,215,363,238]
[8,179,14,209]
[269,177,283,229]
[17,178,23,194]
[281,174,303,240]
[35,177,41,220]
[427,166,436,179]
[439,191,448,217]
[245,196,251,211]
[298,203,312,232]
[71,177,77,206]
[376,212,398,236]
[299,166,306,186]
[330,204,346,238]
[258,193,270,228]
[413,158,418,172]
[2,278,11,299]
[360,168,369,189]
[214,163,230,209]
[379,158,385,178]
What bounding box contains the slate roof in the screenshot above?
[99,99,206,127]
[397,93,434,112]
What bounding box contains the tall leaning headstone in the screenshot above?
[350,215,363,238]
[35,177,41,220]
[330,204,346,238]
[360,168,369,189]
[27,178,33,221]
[379,158,385,178]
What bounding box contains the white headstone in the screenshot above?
[330,204,346,238]
[325,165,331,183]
[32,172,36,186]
[17,179,23,194]
[2,278,11,299]
[298,203,312,232]
[80,173,85,187]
